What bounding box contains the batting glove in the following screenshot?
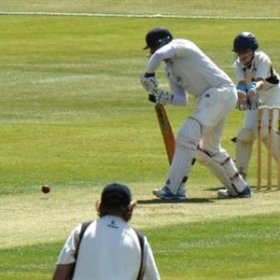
[153,89,173,105]
[148,94,156,103]
[140,75,159,94]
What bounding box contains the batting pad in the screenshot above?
[165,118,201,194]
[166,142,196,195]
[197,149,232,188]
[263,130,279,162]
[203,150,249,196]
[220,156,248,195]
[235,128,255,177]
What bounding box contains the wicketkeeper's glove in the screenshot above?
[236,84,247,111]
[246,82,261,110]
[236,83,261,110]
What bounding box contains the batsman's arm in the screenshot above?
[154,104,175,165]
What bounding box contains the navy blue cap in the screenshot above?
[101,183,132,207]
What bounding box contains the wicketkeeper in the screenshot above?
[140,27,252,199]
[232,32,280,180]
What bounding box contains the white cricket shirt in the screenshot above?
[145,39,234,105]
[234,51,280,92]
[57,215,160,280]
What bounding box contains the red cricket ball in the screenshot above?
[41,185,51,194]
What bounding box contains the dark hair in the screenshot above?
[96,183,135,222]
[96,202,134,222]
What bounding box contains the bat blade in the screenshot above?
[154,104,175,164]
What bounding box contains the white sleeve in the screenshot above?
[169,82,187,106]
[255,54,272,79]
[142,238,161,280]
[56,224,82,265]
[145,44,177,73]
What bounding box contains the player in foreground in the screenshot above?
[140,27,252,199]
[232,32,280,179]
[53,183,160,280]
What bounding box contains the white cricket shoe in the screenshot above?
[218,186,252,199]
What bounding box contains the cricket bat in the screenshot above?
[154,104,175,164]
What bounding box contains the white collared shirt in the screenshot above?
[56,215,160,280]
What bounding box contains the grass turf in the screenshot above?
[1,1,280,279]
[0,213,279,280]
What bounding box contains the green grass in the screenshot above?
[151,213,280,279]
[1,0,280,17]
[1,214,279,280]
[0,15,278,187]
[1,1,280,279]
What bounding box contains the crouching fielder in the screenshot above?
[232,32,280,180]
[140,27,252,199]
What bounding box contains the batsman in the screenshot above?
[140,27,252,199]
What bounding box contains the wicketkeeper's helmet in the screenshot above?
[143,27,173,50]
[233,32,259,53]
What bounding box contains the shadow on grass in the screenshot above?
[206,185,280,193]
[137,197,214,204]
[205,187,221,191]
